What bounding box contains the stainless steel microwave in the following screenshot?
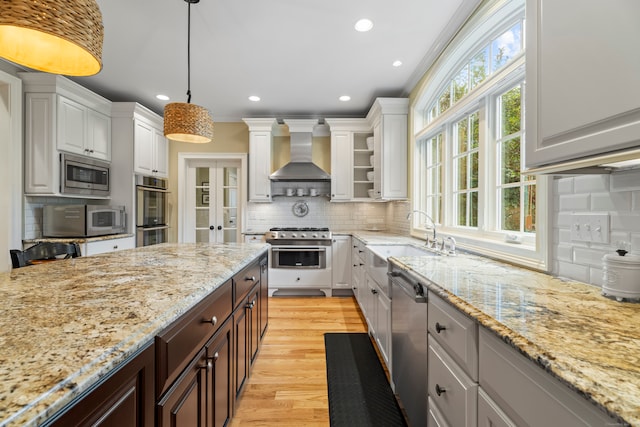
[43,205,126,237]
[60,153,110,197]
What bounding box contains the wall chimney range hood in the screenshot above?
[270,119,331,182]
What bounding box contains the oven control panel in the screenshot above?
[266,228,332,241]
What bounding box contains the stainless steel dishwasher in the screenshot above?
[389,261,427,427]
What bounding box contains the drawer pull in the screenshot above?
[371,289,378,295]
[245,276,256,281]
[200,360,212,371]
[435,384,446,396]
[435,322,447,333]
[205,316,218,326]
[246,301,255,309]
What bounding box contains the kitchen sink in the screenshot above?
[366,244,439,260]
[366,244,438,296]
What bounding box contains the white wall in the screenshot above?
[552,169,640,286]
[0,70,22,271]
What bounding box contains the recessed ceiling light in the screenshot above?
[339,95,351,102]
[156,94,170,101]
[354,19,373,32]
[248,95,261,102]
[392,60,403,67]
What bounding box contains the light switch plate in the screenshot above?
[570,213,610,243]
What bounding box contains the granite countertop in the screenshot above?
[0,242,269,426]
[389,252,640,426]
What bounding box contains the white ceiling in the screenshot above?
[67,0,481,122]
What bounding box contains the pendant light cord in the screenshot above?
[186,1,192,104]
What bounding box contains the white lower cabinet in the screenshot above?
[477,388,517,427]
[331,235,351,290]
[351,238,367,312]
[362,272,391,369]
[428,289,618,426]
[82,236,135,256]
[374,283,391,367]
[428,336,478,427]
[427,396,450,427]
[479,328,617,426]
[428,291,478,427]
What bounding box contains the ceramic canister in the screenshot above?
[602,252,640,301]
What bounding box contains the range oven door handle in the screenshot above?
[271,247,326,253]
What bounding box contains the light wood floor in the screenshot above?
[229,296,368,427]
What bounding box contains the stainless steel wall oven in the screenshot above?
[136,176,169,246]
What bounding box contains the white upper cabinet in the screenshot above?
[367,98,408,200]
[326,119,372,201]
[244,118,275,202]
[525,0,640,171]
[57,96,111,161]
[133,118,168,177]
[111,102,168,179]
[20,72,112,195]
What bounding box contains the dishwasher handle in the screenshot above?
[388,271,427,303]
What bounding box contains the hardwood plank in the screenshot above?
[230,296,367,427]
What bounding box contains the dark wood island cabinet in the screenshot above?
[2,244,269,427]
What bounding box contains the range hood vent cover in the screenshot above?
[270,124,331,182]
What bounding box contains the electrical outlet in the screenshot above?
[570,213,610,243]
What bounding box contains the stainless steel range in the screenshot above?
[265,227,333,296]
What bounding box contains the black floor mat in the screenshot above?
[324,333,407,427]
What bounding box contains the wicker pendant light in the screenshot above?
[0,0,103,76]
[164,0,213,144]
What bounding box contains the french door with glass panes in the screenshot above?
[186,160,240,243]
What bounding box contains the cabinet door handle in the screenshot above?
[200,360,213,371]
[435,322,446,333]
[435,384,446,396]
[245,276,256,282]
[371,289,378,295]
[246,301,255,309]
[205,316,218,326]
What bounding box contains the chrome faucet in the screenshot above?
[406,210,437,247]
[444,236,456,255]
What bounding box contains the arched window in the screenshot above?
[411,0,548,270]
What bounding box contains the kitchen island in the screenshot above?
[0,242,269,426]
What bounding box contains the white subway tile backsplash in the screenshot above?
[555,244,573,262]
[553,212,573,228]
[554,177,574,195]
[611,213,640,233]
[574,175,609,193]
[611,169,640,192]
[556,261,589,283]
[551,168,640,286]
[591,192,632,211]
[573,247,607,268]
[558,194,590,211]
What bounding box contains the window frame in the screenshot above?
[410,0,549,271]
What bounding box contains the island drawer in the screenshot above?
[155,280,233,396]
[428,290,478,380]
[234,261,260,308]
